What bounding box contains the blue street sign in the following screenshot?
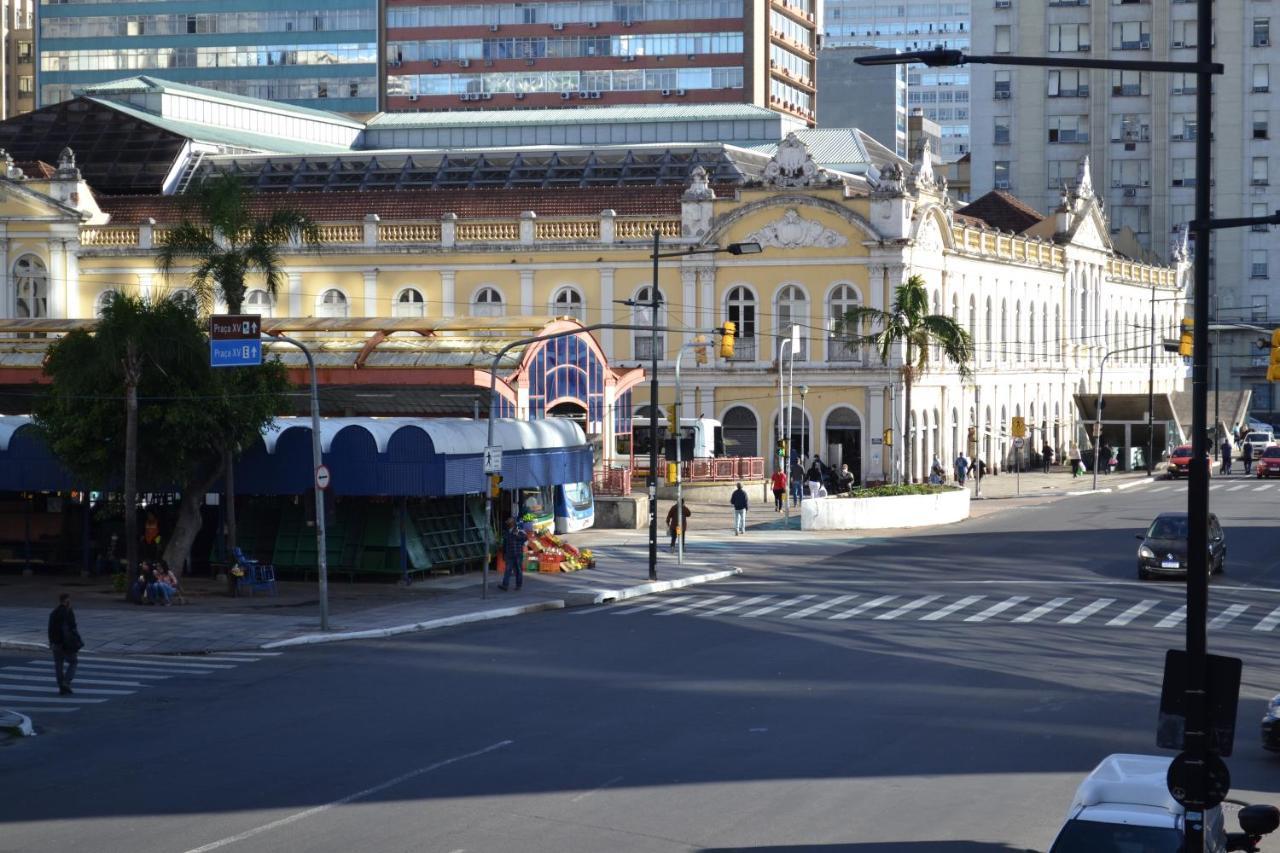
[211,339,261,368]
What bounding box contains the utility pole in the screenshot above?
[1148,284,1157,475]
[647,229,661,582]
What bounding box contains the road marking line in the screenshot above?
[700,595,773,617]
[919,595,984,621]
[785,594,857,619]
[655,594,733,616]
[1156,605,1187,628]
[0,683,135,696]
[181,740,514,853]
[1255,484,1275,491]
[1107,599,1159,626]
[0,673,147,687]
[32,664,172,680]
[570,776,624,803]
[1209,484,1224,492]
[742,595,817,619]
[77,656,233,670]
[1,706,80,713]
[0,693,106,704]
[1227,484,1249,492]
[829,595,898,620]
[1059,598,1115,624]
[1149,485,1172,493]
[1012,597,1073,624]
[964,596,1028,622]
[1253,605,1280,631]
[874,594,942,620]
[610,595,694,615]
[1209,603,1249,629]
[135,654,265,664]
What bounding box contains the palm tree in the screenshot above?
[156,172,320,313]
[156,173,320,555]
[835,274,972,483]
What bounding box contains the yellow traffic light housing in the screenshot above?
[719,321,736,359]
[666,403,678,428]
[1268,329,1280,381]
[489,474,502,498]
[665,462,679,485]
[882,428,893,447]
[1179,318,1193,358]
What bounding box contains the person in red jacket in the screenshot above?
[770,468,788,512]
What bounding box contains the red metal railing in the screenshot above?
[593,467,633,496]
[631,457,765,482]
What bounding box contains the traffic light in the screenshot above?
[1268,329,1280,381]
[665,462,679,485]
[719,321,736,359]
[882,428,893,447]
[1179,318,1193,357]
[693,334,709,365]
[665,403,678,427]
[489,474,502,498]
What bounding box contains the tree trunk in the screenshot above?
[224,447,237,559]
[123,345,139,578]
[163,462,223,576]
[903,347,914,484]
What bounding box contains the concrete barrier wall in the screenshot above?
[594,495,649,529]
[800,488,970,531]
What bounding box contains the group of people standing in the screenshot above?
[1220,429,1266,475]
[767,454,856,511]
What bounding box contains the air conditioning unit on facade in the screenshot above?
[459,59,471,67]
[561,91,572,99]
[994,90,1011,99]
[1123,187,1138,197]
[1139,37,1151,48]
[408,94,418,101]
[514,92,525,99]
[588,21,598,27]
[660,88,672,96]
[552,22,564,30]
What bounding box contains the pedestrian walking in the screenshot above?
[1243,440,1255,475]
[1221,439,1233,475]
[770,468,787,512]
[789,455,805,507]
[975,457,987,481]
[496,517,526,591]
[1041,441,1054,474]
[48,593,82,695]
[1068,443,1082,478]
[1100,442,1114,474]
[666,502,691,552]
[929,454,945,485]
[836,463,855,493]
[954,452,969,486]
[730,482,749,535]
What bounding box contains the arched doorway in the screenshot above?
[824,407,862,485]
[722,406,758,459]
[774,406,811,463]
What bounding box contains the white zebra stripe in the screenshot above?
[1012,597,1072,624]
[1059,598,1115,625]
[742,595,817,619]
[1155,605,1187,629]
[1209,603,1249,629]
[654,594,733,616]
[964,596,1028,623]
[874,595,943,620]
[700,595,773,617]
[785,594,857,619]
[919,595,984,622]
[829,595,898,620]
[1106,599,1159,626]
[1253,605,1280,632]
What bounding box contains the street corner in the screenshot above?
[560,566,743,608]
[0,709,35,738]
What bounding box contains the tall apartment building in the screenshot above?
[816,45,908,155]
[970,0,1280,416]
[822,0,971,159]
[35,0,379,112]
[382,0,817,124]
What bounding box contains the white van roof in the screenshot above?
[1069,754,1182,817]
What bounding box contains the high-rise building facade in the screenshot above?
[816,45,908,156]
[4,0,34,117]
[382,0,817,124]
[970,0,1280,416]
[822,0,971,159]
[35,0,379,112]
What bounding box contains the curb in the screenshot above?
[0,709,34,737]
[1066,487,1113,496]
[261,601,567,649]
[561,567,743,607]
[1117,477,1155,490]
[0,640,47,653]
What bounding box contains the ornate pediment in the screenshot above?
[763,133,826,188]
[746,208,848,249]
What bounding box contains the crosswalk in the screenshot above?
[590,590,1280,634]
[1144,480,1279,494]
[0,651,282,716]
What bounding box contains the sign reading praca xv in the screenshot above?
[209,314,262,368]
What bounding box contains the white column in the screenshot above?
[520,270,534,316]
[598,268,614,355]
[440,270,456,318]
[698,265,714,345]
[868,263,887,311]
[288,272,302,316]
[47,241,65,318]
[681,266,697,348]
[62,240,80,318]
[0,233,10,318]
[363,269,378,316]
[868,387,885,483]
[138,273,153,303]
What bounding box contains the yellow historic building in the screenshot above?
[0,132,1188,485]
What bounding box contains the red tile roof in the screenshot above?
[955,189,1045,233]
[15,161,56,179]
[97,186,701,225]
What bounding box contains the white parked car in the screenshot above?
[1047,754,1278,852]
[1244,431,1276,450]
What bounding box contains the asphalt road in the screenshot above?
[3,474,1279,853]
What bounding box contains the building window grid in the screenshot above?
[393,66,745,97]
[41,42,378,73]
[384,0,745,28]
[388,32,745,63]
[41,9,376,39]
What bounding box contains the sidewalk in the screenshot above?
[960,466,1155,499]
[0,550,738,656]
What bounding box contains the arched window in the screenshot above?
[93,290,118,318]
[632,286,665,360]
[393,287,425,318]
[827,283,861,362]
[774,405,811,459]
[1014,301,1023,361]
[984,297,994,361]
[317,288,348,318]
[776,285,809,359]
[825,406,862,483]
[1080,287,1089,341]
[551,286,585,321]
[169,288,197,310]
[245,288,275,318]
[968,295,977,343]
[14,254,47,319]
[722,406,758,458]
[1000,299,1009,359]
[1044,307,1052,360]
[725,285,756,360]
[1028,303,1036,361]
[471,286,504,318]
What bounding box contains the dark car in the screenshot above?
[1256,446,1280,478]
[1136,511,1226,580]
[1264,694,1280,752]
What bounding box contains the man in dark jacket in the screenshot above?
[730,482,749,536]
[497,518,526,591]
[48,593,81,695]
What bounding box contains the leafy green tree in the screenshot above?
[835,274,972,482]
[156,172,318,553]
[33,293,289,575]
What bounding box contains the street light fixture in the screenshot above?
[855,20,1242,849]
[798,384,810,475]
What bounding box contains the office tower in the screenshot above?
[817,45,908,156]
[2,0,33,116]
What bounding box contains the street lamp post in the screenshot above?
[778,334,794,528]
[799,384,810,490]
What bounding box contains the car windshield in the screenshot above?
[1171,446,1192,457]
[1148,517,1188,539]
[1248,433,1272,444]
[1264,447,1280,458]
[1049,819,1183,853]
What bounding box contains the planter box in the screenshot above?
[800,488,970,531]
